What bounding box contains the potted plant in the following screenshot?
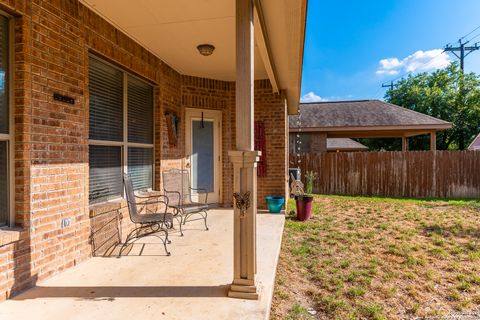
[265,195,285,213]
[294,171,317,221]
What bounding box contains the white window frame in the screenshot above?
[0,12,14,227]
[88,56,155,203]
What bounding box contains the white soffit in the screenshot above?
[80,0,268,81]
[259,0,307,114]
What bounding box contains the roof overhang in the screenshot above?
[258,0,307,115]
[290,123,453,138]
[79,0,306,114]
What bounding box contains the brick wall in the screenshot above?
[0,0,92,299]
[0,0,288,300]
[0,0,168,300]
[254,80,288,207]
[157,63,182,188]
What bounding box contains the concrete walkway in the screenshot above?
[0,209,284,320]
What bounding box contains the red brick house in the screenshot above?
[0,0,307,300]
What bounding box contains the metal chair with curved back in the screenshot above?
[121,174,173,256]
[162,169,209,236]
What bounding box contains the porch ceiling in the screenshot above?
[80,0,306,113]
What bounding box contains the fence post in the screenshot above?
[432,151,437,198]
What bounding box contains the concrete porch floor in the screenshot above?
[0,209,285,320]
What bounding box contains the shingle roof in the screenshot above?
[289,100,452,129]
[468,133,480,150]
[327,138,368,151]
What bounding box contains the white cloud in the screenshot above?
[300,91,328,103]
[376,49,451,76]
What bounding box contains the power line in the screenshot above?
[381,26,480,91]
[381,45,445,90]
[467,32,480,43]
[379,49,445,91]
[460,25,480,41]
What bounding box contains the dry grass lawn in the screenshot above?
[270,195,480,320]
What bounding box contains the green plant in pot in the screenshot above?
[294,171,317,221]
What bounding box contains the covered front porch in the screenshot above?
[0,209,285,320]
[0,0,306,306]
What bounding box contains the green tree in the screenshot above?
[364,63,480,150]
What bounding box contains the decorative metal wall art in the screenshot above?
[233,191,251,219]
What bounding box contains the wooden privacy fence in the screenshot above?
[289,151,480,198]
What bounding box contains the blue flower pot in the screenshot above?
[265,196,285,213]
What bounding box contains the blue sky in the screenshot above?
[300,0,480,102]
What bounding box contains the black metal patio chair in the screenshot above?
[120,174,173,256]
[162,169,209,236]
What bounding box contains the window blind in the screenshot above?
[89,58,123,141]
[0,141,7,226]
[128,76,153,144]
[89,145,122,203]
[128,147,153,190]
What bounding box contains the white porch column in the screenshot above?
[228,0,261,300]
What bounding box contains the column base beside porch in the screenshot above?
[228,150,261,300]
[228,278,260,300]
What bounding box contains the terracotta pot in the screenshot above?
[295,195,314,221]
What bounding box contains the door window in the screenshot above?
[191,120,214,192]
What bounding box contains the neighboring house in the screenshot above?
[289,137,368,153]
[0,0,307,301]
[290,100,452,152]
[468,133,480,150]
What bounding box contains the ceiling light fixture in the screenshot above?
[197,44,215,56]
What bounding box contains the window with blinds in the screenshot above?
[89,146,122,202]
[128,76,153,144]
[128,148,153,190]
[0,14,10,226]
[89,58,123,141]
[89,57,154,204]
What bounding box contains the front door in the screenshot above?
[185,109,221,204]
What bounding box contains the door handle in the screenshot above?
[186,162,190,168]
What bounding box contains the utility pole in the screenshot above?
[444,39,480,71]
[382,81,394,91]
[445,38,479,150]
